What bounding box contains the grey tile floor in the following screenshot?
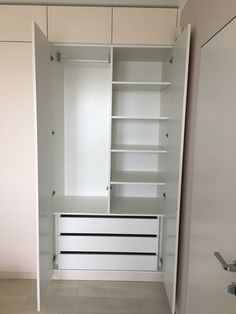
[0,279,171,314]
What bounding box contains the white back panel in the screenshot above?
[162,25,190,313]
[64,62,110,196]
[32,23,54,311]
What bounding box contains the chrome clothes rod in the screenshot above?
[61,58,110,63]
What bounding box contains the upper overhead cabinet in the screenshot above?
[48,6,112,44]
[112,8,177,45]
[0,5,46,41]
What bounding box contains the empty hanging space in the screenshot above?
[52,46,112,214]
[110,47,172,216]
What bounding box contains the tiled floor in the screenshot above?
[0,279,171,314]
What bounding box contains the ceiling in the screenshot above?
[0,0,186,8]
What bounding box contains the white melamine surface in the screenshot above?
[53,196,108,214]
[110,197,166,216]
[111,171,165,185]
[59,217,159,235]
[48,6,112,44]
[112,116,168,120]
[111,144,167,153]
[113,47,173,63]
[0,43,37,276]
[64,60,111,196]
[0,5,47,41]
[161,25,190,314]
[59,236,158,253]
[186,18,236,314]
[32,23,54,311]
[112,120,159,146]
[112,88,161,118]
[112,82,171,91]
[58,254,158,271]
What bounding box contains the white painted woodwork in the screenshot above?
[52,270,163,282]
[111,171,165,185]
[48,6,112,44]
[59,236,158,253]
[0,42,37,276]
[59,217,159,235]
[111,144,167,153]
[64,56,111,197]
[186,18,236,314]
[53,196,108,214]
[112,82,171,91]
[32,23,54,312]
[0,5,46,41]
[161,25,190,314]
[110,197,165,216]
[112,8,177,45]
[58,254,158,271]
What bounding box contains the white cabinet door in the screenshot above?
[32,23,54,311]
[162,25,191,314]
[0,5,47,41]
[112,8,177,45]
[48,6,112,44]
[0,42,37,278]
[186,18,236,314]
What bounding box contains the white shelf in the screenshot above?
[110,197,165,216]
[111,144,167,153]
[112,81,171,91]
[52,196,108,214]
[112,116,168,120]
[111,171,165,185]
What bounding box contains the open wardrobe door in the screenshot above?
[32,22,54,311]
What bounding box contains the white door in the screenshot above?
[162,25,191,314]
[32,22,54,311]
[186,18,236,314]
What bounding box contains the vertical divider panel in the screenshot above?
[107,46,114,214]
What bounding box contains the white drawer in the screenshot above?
[58,254,158,271]
[59,236,158,253]
[59,216,159,235]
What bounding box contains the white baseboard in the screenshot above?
[0,272,36,279]
[52,270,163,282]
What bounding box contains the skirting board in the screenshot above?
[52,270,163,282]
[0,272,36,279]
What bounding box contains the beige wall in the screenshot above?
[178,1,236,314]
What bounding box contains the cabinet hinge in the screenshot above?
[52,190,56,197]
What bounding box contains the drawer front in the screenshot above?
[59,216,159,235]
[58,254,158,271]
[112,7,177,45]
[48,6,112,44]
[59,236,158,253]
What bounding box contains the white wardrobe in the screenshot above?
[33,19,190,314]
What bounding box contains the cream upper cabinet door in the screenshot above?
[112,8,177,45]
[0,5,47,41]
[48,6,112,44]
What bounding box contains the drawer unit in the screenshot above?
[58,215,159,235]
[59,236,158,253]
[56,215,160,271]
[58,254,158,271]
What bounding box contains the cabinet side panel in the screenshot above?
[0,5,47,41]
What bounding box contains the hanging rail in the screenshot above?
[56,52,110,64]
